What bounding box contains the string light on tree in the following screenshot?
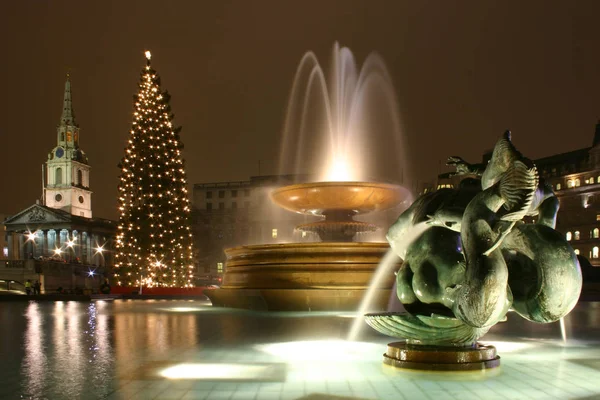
[114,50,195,288]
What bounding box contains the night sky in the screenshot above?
[2,1,600,220]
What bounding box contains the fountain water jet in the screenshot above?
[347,221,430,342]
[279,41,409,184]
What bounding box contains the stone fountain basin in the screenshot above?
[203,242,400,311]
[270,181,408,217]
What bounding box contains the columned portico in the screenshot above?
[4,206,115,268]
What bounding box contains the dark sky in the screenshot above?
[2,0,600,220]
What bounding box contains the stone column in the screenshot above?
[7,234,13,259]
[87,233,92,265]
[93,234,102,267]
[42,230,48,257]
[82,232,89,264]
[18,234,24,259]
[60,230,68,260]
[73,230,81,260]
[48,230,56,253]
[34,231,43,258]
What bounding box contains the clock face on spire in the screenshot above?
[55,148,64,158]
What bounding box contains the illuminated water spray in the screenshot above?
[347,221,430,341]
[279,42,409,184]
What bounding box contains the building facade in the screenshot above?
[2,76,116,292]
[191,175,312,281]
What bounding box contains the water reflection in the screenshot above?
[21,302,114,399]
[22,302,47,398]
[113,303,198,359]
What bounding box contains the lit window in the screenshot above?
[594,228,600,239]
[597,214,600,221]
[2,247,7,257]
[574,249,580,255]
[592,177,596,184]
[272,229,278,239]
[575,179,581,187]
[556,183,561,190]
[217,262,223,273]
[566,232,572,241]
[593,247,599,259]
[567,180,575,188]
[301,231,307,238]
[574,231,580,240]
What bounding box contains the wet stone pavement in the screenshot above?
[1,299,600,399]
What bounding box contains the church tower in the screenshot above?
[44,75,93,218]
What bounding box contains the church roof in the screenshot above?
[4,204,116,233]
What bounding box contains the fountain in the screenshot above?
[204,43,410,311]
[365,132,583,370]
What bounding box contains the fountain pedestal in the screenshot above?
[204,182,408,311]
[383,342,500,371]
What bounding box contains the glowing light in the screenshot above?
[484,341,535,353]
[26,232,36,241]
[94,246,104,254]
[256,340,381,362]
[323,157,354,182]
[54,248,62,255]
[66,240,75,248]
[145,50,151,60]
[161,307,202,312]
[160,363,272,380]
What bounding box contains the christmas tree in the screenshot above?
[115,51,194,288]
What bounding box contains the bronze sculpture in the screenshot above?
[365,132,582,370]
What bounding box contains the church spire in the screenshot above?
[60,74,77,126]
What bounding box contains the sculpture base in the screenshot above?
[383,342,500,371]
